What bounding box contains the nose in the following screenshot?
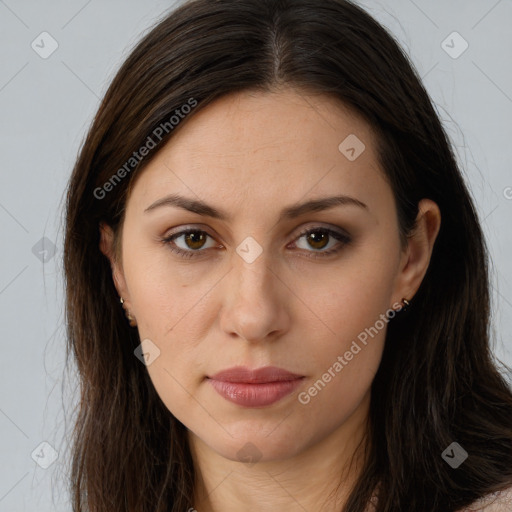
[218,250,291,343]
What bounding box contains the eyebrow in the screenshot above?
[144,193,368,222]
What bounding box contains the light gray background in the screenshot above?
[0,1,511,510]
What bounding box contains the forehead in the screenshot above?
[126,88,390,219]
[165,87,377,165]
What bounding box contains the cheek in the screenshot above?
[123,241,220,339]
[294,282,391,441]
[122,256,221,421]
[303,294,388,402]
[305,244,399,343]
[144,358,212,441]
[295,242,398,403]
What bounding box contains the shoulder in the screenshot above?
[460,485,512,512]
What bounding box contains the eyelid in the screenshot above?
[163,222,348,241]
[161,223,351,258]
[289,225,351,258]
[291,222,350,240]
[162,225,221,246]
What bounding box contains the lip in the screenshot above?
[207,366,305,407]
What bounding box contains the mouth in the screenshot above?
[206,366,305,407]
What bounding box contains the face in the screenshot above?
[102,87,435,465]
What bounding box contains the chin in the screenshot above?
[195,420,315,464]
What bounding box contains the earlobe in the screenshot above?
[99,222,136,326]
[393,199,441,303]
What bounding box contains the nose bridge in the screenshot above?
[232,241,277,305]
[220,239,288,342]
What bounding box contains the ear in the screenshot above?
[392,198,441,305]
[99,222,131,304]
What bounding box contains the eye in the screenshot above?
[161,226,351,259]
[291,227,351,259]
[161,228,219,259]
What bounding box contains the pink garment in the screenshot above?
[460,485,512,511]
[363,485,512,511]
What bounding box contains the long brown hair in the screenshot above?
[63,0,512,510]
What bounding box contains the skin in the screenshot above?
[100,87,441,511]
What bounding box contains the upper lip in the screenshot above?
[208,366,304,383]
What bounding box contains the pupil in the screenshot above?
[309,231,328,249]
[183,231,330,251]
[187,232,205,249]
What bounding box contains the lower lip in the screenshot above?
[207,378,304,407]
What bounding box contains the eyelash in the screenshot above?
[160,226,351,260]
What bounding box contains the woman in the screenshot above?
[63,0,512,510]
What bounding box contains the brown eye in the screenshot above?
[304,230,330,250]
[293,227,351,259]
[162,228,217,258]
[162,226,350,260]
[183,231,208,250]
